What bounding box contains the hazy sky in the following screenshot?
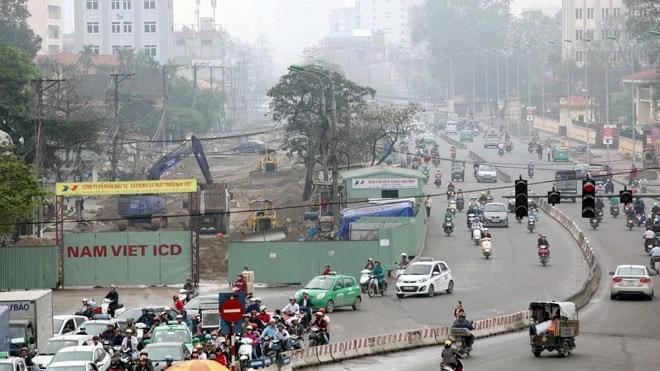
[63,0,355,42]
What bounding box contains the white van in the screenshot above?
[445,121,458,135]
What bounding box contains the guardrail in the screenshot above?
[467,151,513,183]
[436,133,467,150]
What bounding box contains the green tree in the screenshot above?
[0,39,39,158]
[0,0,42,56]
[77,45,96,74]
[0,151,50,236]
[267,64,375,200]
[624,0,660,64]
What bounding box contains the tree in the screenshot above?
[0,39,39,159]
[624,0,660,64]
[267,64,375,200]
[411,0,512,101]
[354,103,422,165]
[0,150,50,236]
[0,0,42,56]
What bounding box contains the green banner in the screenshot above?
[63,231,191,287]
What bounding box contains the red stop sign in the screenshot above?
[220,298,244,323]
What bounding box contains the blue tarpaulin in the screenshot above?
[339,200,415,240]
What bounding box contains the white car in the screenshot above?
[46,361,99,371]
[48,346,110,371]
[395,258,454,298]
[32,335,94,370]
[445,121,458,135]
[482,202,509,227]
[0,357,27,371]
[610,265,655,300]
[476,164,497,183]
[53,315,88,336]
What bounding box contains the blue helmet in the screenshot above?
[164,355,173,361]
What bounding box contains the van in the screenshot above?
[445,121,458,135]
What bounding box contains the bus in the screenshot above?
[555,170,578,202]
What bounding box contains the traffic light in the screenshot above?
[619,188,633,205]
[547,189,561,206]
[515,179,528,218]
[582,179,596,218]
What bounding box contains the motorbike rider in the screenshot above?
[441,340,464,371]
[497,142,504,155]
[173,294,184,312]
[595,197,605,214]
[110,328,124,347]
[108,352,125,371]
[246,298,260,314]
[297,292,313,326]
[243,325,261,358]
[163,355,174,370]
[364,258,374,270]
[451,312,475,347]
[537,234,550,259]
[312,312,330,345]
[485,190,493,202]
[604,178,614,194]
[371,260,385,293]
[322,264,333,275]
[137,308,152,327]
[183,277,195,299]
[274,322,291,350]
[233,274,247,293]
[447,181,456,194]
[643,226,656,247]
[527,160,534,174]
[19,347,33,368]
[282,297,300,316]
[444,208,454,222]
[528,207,538,219]
[398,253,409,268]
[101,323,116,341]
[260,319,278,353]
[81,302,95,320]
[652,203,660,214]
[121,329,139,360]
[481,228,491,239]
[649,245,660,268]
[77,324,88,335]
[104,285,120,317]
[610,196,620,206]
[478,192,487,204]
[634,197,646,216]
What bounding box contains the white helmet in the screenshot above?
[401,253,407,257]
[483,228,489,232]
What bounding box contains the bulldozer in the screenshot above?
[248,151,291,187]
[242,198,286,242]
[258,152,280,172]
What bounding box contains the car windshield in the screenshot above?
[39,340,80,356]
[555,148,567,153]
[153,329,190,344]
[81,323,108,336]
[53,319,63,332]
[304,277,335,290]
[46,366,87,371]
[484,204,507,212]
[51,350,92,363]
[146,345,184,361]
[116,308,147,320]
[403,264,432,275]
[617,267,646,276]
[479,166,495,172]
[486,135,498,139]
[9,325,25,339]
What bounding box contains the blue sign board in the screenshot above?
[218,292,246,335]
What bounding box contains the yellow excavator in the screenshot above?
[242,198,286,242]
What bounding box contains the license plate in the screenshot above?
[402,286,416,292]
[622,280,639,287]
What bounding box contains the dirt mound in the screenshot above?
[14,236,55,246]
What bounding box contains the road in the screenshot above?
[318,132,659,369]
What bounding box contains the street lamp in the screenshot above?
[288,64,340,231]
[524,43,532,108]
[529,44,547,130]
[486,50,501,122]
[474,51,489,118]
[461,52,476,119]
[562,39,574,150]
[512,45,523,135]
[581,38,595,162]
[437,52,454,98]
[498,49,511,132]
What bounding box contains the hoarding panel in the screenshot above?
[0,246,57,289]
[55,179,198,196]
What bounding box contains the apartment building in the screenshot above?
[329,6,358,33]
[561,0,626,64]
[73,0,173,64]
[356,0,423,48]
[27,0,63,54]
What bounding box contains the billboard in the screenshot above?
[63,231,191,286]
[55,179,198,196]
[352,178,418,189]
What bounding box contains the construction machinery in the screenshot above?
[117,135,231,234]
[248,149,291,187]
[246,199,277,232]
[258,152,280,172]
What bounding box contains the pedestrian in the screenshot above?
[453,301,464,319]
[425,195,432,218]
[546,146,551,162]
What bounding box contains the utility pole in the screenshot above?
[109,73,134,181]
[191,62,208,109]
[153,65,184,144]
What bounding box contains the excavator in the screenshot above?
[116,135,231,234]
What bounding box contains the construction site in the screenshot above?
[32,131,324,280]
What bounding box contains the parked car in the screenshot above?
[482,202,509,227]
[294,274,362,313]
[32,335,94,370]
[476,164,498,183]
[47,346,110,371]
[53,315,88,336]
[609,265,655,300]
[395,257,454,298]
[45,361,99,371]
[231,140,274,154]
[0,357,27,371]
[143,342,191,370]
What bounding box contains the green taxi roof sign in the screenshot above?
[0,351,8,358]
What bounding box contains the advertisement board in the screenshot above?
[63,231,191,286]
[55,179,198,196]
[352,178,418,189]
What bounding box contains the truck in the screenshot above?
[0,305,9,356]
[117,135,231,234]
[0,290,53,357]
[555,170,578,202]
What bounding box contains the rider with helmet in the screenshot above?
[364,258,374,270]
[537,234,550,259]
[441,340,464,371]
[478,192,488,204]
[371,260,385,293]
[481,228,492,239]
[173,294,184,312]
[444,207,454,220]
[451,312,475,347]
[398,253,409,268]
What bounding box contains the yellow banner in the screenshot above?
[55,179,198,196]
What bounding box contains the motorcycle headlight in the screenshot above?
[316,293,325,300]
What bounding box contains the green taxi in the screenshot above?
[147,324,193,351]
[294,274,361,313]
[552,146,570,162]
[460,130,474,142]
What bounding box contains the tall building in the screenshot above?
[561,0,626,64]
[511,0,562,17]
[356,0,423,48]
[329,6,358,33]
[27,0,63,54]
[72,0,173,64]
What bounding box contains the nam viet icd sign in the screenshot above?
[352,178,418,189]
[63,231,191,287]
[55,179,198,196]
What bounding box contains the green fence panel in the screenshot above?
[0,246,58,289]
[63,231,191,287]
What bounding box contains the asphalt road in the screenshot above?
[318,132,659,369]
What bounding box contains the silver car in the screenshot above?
[32,335,94,370]
[476,164,497,183]
[482,203,509,227]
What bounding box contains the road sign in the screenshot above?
[602,125,615,145]
[220,297,244,323]
[527,115,534,122]
[603,137,613,145]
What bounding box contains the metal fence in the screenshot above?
[0,246,58,289]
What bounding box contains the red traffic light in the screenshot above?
[583,182,595,193]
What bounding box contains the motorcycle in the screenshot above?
[308,326,324,347]
[528,168,534,178]
[650,256,660,274]
[597,209,604,223]
[423,170,430,185]
[610,205,620,218]
[626,217,635,230]
[449,200,457,215]
[644,239,654,254]
[481,238,492,259]
[440,360,465,371]
[472,226,481,246]
[367,276,387,297]
[435,177,442,188]
[238,337,254,369]
[264,337,283,358]
[538,245,549,266]
[467,213,476,229]
[528,144,534,154]
[527,216,536,233]
[120,348,136,369]
[456,198,464,212]
[590,217,599,230]
[101,298,125,318]
[505,145,512,153]
[498,148,504,157]
[394,264,407,279]
[359,269,371,293]
[635,213,645,227]
[289,334,304,350]
[443,218,454,236]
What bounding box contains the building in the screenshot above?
[511,0,561,17]
[329,6,358,33]
[27,0,63,54]
[72,0,173,64]
[561,0,626,64]
[171,29,230,64]
[623,69,660,127]
[340,165,425,202]
[356,0,423,48]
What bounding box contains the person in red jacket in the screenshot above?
[321,264,332,275]
[173,294,184,312]
[233,274,247,293]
